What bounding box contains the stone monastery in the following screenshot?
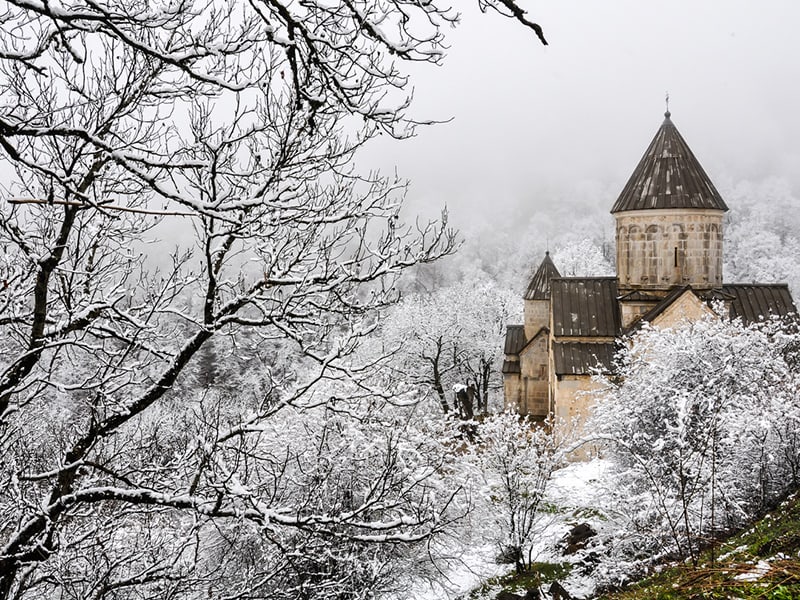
[503,110,797,422]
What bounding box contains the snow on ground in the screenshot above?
[412,458,615,599]
[546,457,614,510]
[409,543,508,600]
[543,458,617,599]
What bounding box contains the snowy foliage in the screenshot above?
[375,280,522,415]
[590,315,800,574]
[552,238,615,277]
[724,177,800,297]
[0,1,546,598]
[467,413,562,573]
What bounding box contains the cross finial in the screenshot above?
[665,91,671,119]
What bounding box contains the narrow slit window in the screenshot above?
[674,246,678,267]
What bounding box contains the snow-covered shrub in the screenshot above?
[591,315,800,569]
[468,412,562,573]
[190,401,473,598]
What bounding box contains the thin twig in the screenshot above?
[6,198,198,217]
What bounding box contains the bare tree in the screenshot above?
[0,1,545,598]
[376,280,521,416]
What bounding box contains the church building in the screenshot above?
[503,110,797,422]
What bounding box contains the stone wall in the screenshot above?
[648,290,716,327]
[553,374,605,459]
[553,375,601,424]
[616,208,724,291]
[519,335,549,417]
[620,301,659,328]
[503,372,521,412]
[524,299,549,340]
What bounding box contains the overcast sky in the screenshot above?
[365,1,800,231]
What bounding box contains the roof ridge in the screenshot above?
[551,276,618,281]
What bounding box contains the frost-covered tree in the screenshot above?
[552,237,615,277]
[724,177,800,297]
[468,412,561,573]
[0,2,545,598]
[592,316,800,566]
[376,281,521,415]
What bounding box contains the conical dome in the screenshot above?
[525,252,561,300]
[611,112,728,214]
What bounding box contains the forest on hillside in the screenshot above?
[1,1,800,599]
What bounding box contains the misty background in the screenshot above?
[359,0,800,289]
[151,2,800,291]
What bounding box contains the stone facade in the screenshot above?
[518,333,549,417]
[524,299,549,340]
[616,208,724,291]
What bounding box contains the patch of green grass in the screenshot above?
[570,506,608,522]
[463,562,573,599]
[538,500,563,515]
[737,498,800,559]
[527,561,572,582]
[598,494,800,600]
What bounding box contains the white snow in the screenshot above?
[412,458,615,599]
[733,559,771,582]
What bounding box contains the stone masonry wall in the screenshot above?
[616,208,724,291]
[524,299,549,340]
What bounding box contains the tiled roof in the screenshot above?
[721,284,797,324]
[553,341,617,375]
[623,284,797,331]
[524,252,561,300]
[611,112,728,214]
[551,278,620,338]
[502,360,521,374]
[504,325,526,355]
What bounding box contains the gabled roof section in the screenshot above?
[634,285,696,328]
[525,251,561,300]
[551,277,621,338]
[519,326,549,355]
[721,284,797,325]
[553,341,617,375]
[611,112,728,214]
[504,325,526,355]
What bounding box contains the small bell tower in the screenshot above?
[524,251,560,339]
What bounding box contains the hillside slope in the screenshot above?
[599,493,800,600]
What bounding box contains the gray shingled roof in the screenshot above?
[504,325,526,355]
[553,341,617,375]
[502,360,521,374]
[611,112,729,214]
[721,284,797,324]
[525,252,561,300]
[551,278,620,338]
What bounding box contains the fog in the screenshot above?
[364,1,800,233]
